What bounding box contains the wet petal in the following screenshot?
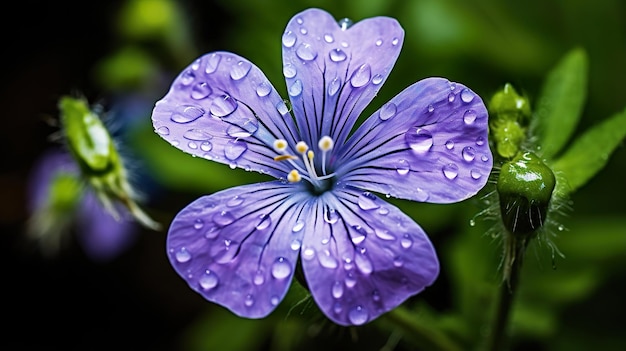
[336,77,492,203]
[152,52,299,178]
[282,8,404,147]
[166,182,308,318]
[300,187,439,326]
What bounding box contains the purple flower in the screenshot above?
[152,8,492,325]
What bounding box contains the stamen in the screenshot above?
[273,139,288,152]
[296,141,309,154]
[318,136,334,175]
[287,170,301,182]
[274,155,298,161]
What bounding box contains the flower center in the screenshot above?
[273,136,336,194]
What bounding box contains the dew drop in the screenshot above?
[296,43,317,61]
[290,239,301,251]
[210,95,238,117]
[324,208,339,224]
[375,228,396,241]
[393,256,404,267]
[224,139,247,160]
[332,281,344,298]
[471,169,482,180]
[476,136,485,146]
[156,126,170,135]
[271,257,292,279]
[194,219,204,230]
[256,82,271,97]
[200,141,212,151]
[481,154,489,162]
[328,77,342,96]
[372,290,381,302]
[324,33,334,43]
[292,220,305,232]
[175,247,191,263]
[379,102,397,120]
[355,252,373,274]
[270,296,280,306]
[372,74,383,85]
[276,100,290,115]
[255,214,272,231]
[469,219,476,227]
[358,192,380,210]
[302,247,316,260]
[171,105,205,123]
[462,146,476,162]
[283,63,297,78]
[427,104,435,113]
[400,234,413,249]
[461,88,475,103]
[463,110,477,124]
[244,294,255,307]
[415,187,429,202]
[204,226,219,239]
[396,159,410,175]
[213,211,235,226]
[318,250,338,269]
[254,271,265,285]
[392,38,399,45]
[329,48,347,62]
[191,82,212,100]
[345,272,357,288]
[445,140,455,150]
[288,79,303,97]
[351,226,367,245]
[378,207,389,215]
[282,30,297,47]
[333,302,343,314]
[180,70,195,85]
[199,270,219,290]
[375,39,383,46]
[442,163,459,180]
[338,18,353,30]
[405,127,433,152]
[183,129,212,141]
[448,93,455,103]
[299,27,308,35]
[350,64,371,88]
[348,306,369,325]
[205,53,221,74]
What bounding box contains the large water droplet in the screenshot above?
[332,281,344,298]
[324,33,334,43]
[288,79,303,97]
[400,234,413,249]
[292,220,304,232]
[442,163,459,180]
[255,214,272,231]
[175,247,191,263]
[191,82,212,100]
[171,105,205,123]
[256,82,271,97]
[271,257,292,279]
[230,61,251,80]
[180,70,195,85]
[210,95,238,117]
[282,30,297,47]
[396,159,410,175]
[375,228,396,241]
[379,102,397,120]
[205,53,221,74]
[405,127,433,152]
[462,146,476,162]
[329,48,347,62]
[227,196,244,207]
[445,140,455,150]
[184,129,212,141]
[156,126,170,135]
[463,110,477,124]
[461,88,475,103]
[290,239,301,251]
[328,77,342,96]
[355,252,373,274]
[296,43,317,61]
[471,169,482,180]
[213,210,235,226]
[224,139,247,160]
[199,270,219,290]
[318,250,338,269]
[358,192,379,210]
[348,306,369,325]
[200,141,212,152]
[350,64,371,88]
[276,101,290,115]
[302,247,316,260]
[338,18,353,30]
[324,208,339,224]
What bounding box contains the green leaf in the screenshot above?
[551,107,626,193]
[532,48,588,159]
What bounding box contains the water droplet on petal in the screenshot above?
[348,306,369,325]
[448,93,455,102]
[443,163,459,180]
[296,43,317,61]
[276,101,290,115]
[292,220,304,232]
[378,207,389,215]
[471,169,482,179]
[318,250,338,269]
[175,247,192,263]
[205,53,221,73]
[332,281,344,298]
[338,18,353,30]
[372,74,383,85]
[213,211,235,226]
[302,247,316,260]
[324,33,334,43]
[333,302,343,314]
[355,252,373,274]
[194,219,204,230]
[244,294,255,307]
[271,257,292,279]
[427,104,435,113]
[463,110,477,124]
[184,129,212,141]
[256,82,271,97]
[375,39,383,46]
[481,154,489,162]
[255,214,272,231]
[379,102,397,120]
[401,234,413,249]
[227,196,244,207]
[283,63,297,78]
[415,187,429,201]
[358,192,380,210]
[328,77,342,96]
[406,127,433,152]
[156,126,170,135]
[270,296,280,306]
[224,139,247,160]
[282,30,297,47]
[290,239,301,251]
[288,79,303,96]
[372,290,381,302]
[392,38,399,45]
[199,270,219,290]
[324,208,339,224]
[461,88,475,103]
[171,105,205,123]
[476,136,485,146]
[299,27,308,35]
[445,140,455,150]
[393,256,404,267]
[329,48,347,62]
[396,159,410,175]
[180,70,195,85]
[200,141,212,151]
[375,228,396,241]
[210,95,238,117]
[345,272,357,288]
[350,64,371,87]
[462,146,476,162]
[191,82,212,100]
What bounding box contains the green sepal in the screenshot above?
[552,107,626,194]
[532,48,588,159]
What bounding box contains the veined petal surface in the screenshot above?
[282,8,404,148]
[166,182,310,318]
[152,52,299,179]
[300,186,439,326]
[336,77,492,203]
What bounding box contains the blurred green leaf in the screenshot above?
[551,107,626,193]
[532,48,588,159]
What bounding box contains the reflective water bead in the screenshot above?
[375,39,383,46]
[271,257,292,279]
[175,247,191,263]
[379,102,397,120]
[292,220,304,232]
[448,93,455,103]
[372,74,383,85]
[427,104,435,113]
[299,27,308,35]
[183,129,212,141]
[463,110,477,124]
[283,63,297,78]
[332,281,344,298]
[355,252,373,274]
[442,163,459,180]
[324,33,334,43]
[191,82,212,100]
[256,82,271,97]
[396,159,410,175]
[345,272,357,288]
[200,141,212,152]
[282,30,297,47]
[210,95,238,117]
[276,101,290,115]
[270,296,280,306]
[461,88,475,103]
[302,247,316,260]
[329,48,347,62]
[205,53,221,74]
[348,306,369,325]
[324,208,339,224]
[296,43,317,61]
[405,127,433,152]
[338,18,353,30]
[288,79,303,96]
[350,64,371,88]
[375,228,396,241]
[445,140,455,150]
[199,270,219,290]
[255,214,272,231]
[392,37,399,45]
[156,126,170,135]
[213,210,235,226]
[227,195,244,207]
[415,187,429,202]
[462,146,476,162]
[290,239,301,251]
[328,77,342,96]
[471,169,482,180]
[224,140,247,160]
[318,250,338,269]
[244,294,255,307]
[193,219,204,230]
[400,234,413,249]
[358,192,380,210]
[171,105,205,123]
[180,70,195,85]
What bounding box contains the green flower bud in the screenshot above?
[497,152,556,236]
[489,84,531,159]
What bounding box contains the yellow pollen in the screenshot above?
[273,139,288,152]
[307,150,314,160]
[274,155,298,161]
[287,169,301,182]
[296,141,309,154]
[318,136,334,151]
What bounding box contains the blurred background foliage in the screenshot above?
[2,0,625,350]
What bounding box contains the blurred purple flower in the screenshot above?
[152,8,492,325]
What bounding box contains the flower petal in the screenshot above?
[166,182,309,318]
[152,52,299,179]
[300,186,439,326]
[282,8,404,147]
[336,77,493,203]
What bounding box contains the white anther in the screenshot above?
[318,136,334,152]
[273,139,288,152]
[287,169,301,182]
[295,141,309,154]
